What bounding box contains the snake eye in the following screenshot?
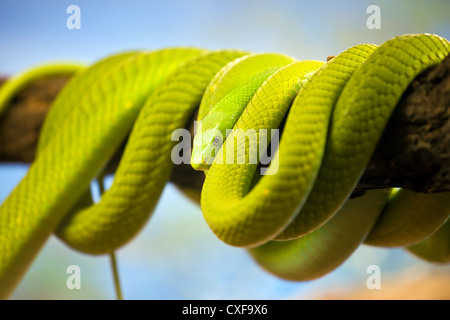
[213,135,222,146]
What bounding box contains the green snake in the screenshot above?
[0,34,449,298]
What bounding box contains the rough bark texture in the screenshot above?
[0,76,72,162]
[355,54,450,195]
[0,55,449,197]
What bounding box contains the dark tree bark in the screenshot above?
[1,55,450,198]
[354,54,450,195]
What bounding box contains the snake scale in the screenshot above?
[0,34,449,298]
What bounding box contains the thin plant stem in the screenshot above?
[109,252,123,300]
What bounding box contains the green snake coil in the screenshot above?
[0,33,449,299]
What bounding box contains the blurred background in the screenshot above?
[0,0,449,299]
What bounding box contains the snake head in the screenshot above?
[191,112,225,171]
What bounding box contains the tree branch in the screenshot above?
[1,55,449,198]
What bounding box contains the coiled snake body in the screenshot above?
[0,34,449,298]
